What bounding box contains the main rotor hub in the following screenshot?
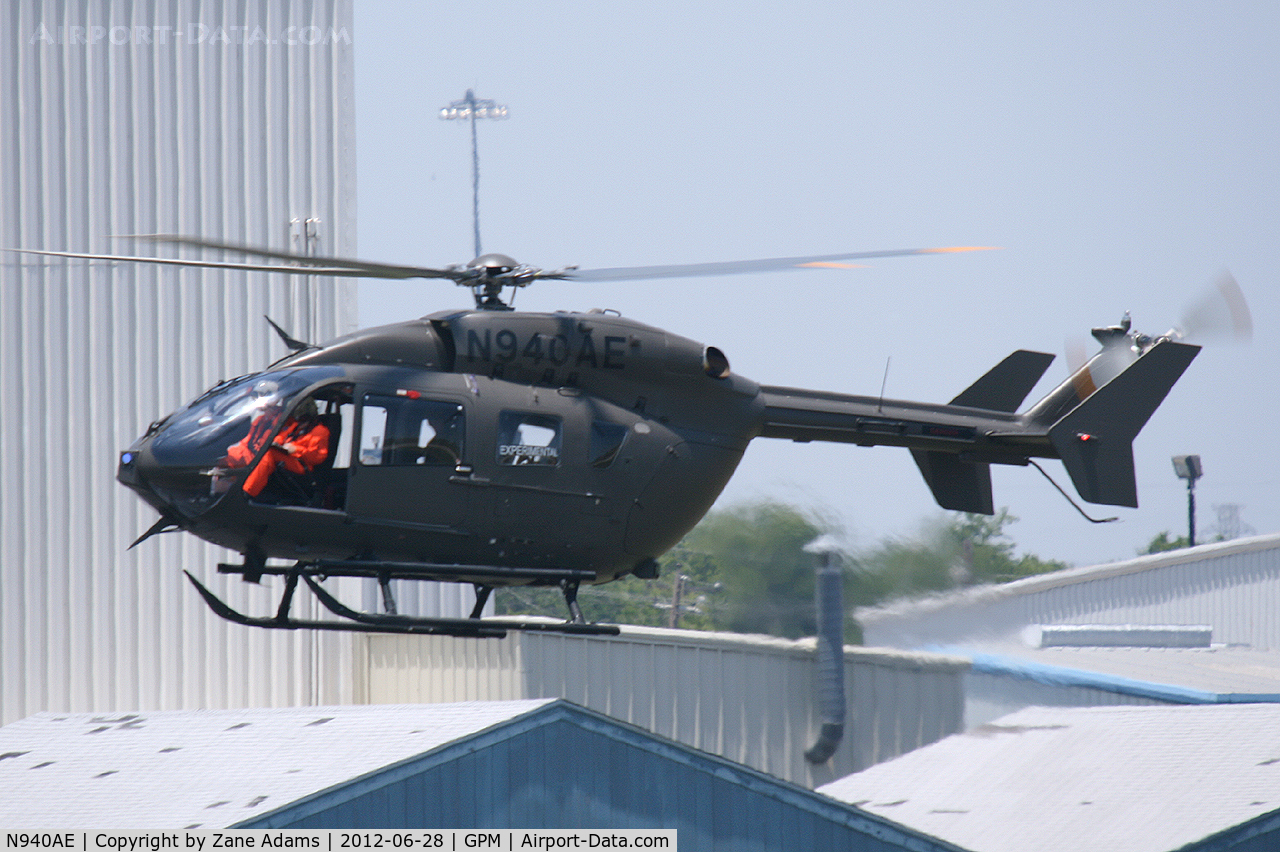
[468,253,519,274]
[456,253,545,310]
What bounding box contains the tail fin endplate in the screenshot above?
[911,449,995,515]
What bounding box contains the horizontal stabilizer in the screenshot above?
[911,450,995,515]
[950,350,1056,412]
[1049,339,1199,507]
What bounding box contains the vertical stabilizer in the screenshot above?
[949,350,1055,412]
[1048,339,1199,506]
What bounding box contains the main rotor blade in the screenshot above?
[562,246,998,283]
[115,234,464,280]
[9,238,998,286]
[10,242,465,281]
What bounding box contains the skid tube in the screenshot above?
[188,559,621,637]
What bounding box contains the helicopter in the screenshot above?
[16,236,1215,638]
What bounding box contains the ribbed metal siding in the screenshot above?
[0,0,359,726]
[358,629,967,788]
[860,535,1280,651]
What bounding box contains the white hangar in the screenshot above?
[0,0,362,728]
[820,703,1280,852]
[354,625,968,788]
[857,533,1280,651]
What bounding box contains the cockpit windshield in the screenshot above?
[150,366,343,469]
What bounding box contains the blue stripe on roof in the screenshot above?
[957,651,1280,705]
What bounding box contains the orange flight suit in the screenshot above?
[226,408,283,469]
[229,416,331,498]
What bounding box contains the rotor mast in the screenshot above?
[439,89,508,259]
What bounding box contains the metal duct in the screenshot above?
[805,537,845,764]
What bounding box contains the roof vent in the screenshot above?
[1027,624,1212,648]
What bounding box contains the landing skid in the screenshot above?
[187,559,621,638]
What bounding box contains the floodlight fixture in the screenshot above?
[1172,454,1203,546]
[1172,454,1202,482]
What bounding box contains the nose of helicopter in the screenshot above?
[117,439,228,521]
[117,448,143,488]
[116,366,347,524]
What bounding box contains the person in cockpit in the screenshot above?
[226,394,331,498]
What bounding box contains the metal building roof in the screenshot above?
[0,700,969,851]
[818,703,1280,852]
[859,533,1280,624]
[0,700,554,828]
[856,533,1280,650]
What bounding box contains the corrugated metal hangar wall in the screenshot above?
[357,627,968,789]
[0,0,359,726]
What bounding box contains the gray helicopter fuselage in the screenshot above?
[121,309,768,583]
[118,306,1199,587]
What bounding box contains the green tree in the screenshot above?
[678,501,830,638]
[1143,531,1190,554]
[952,510,1068,584]
[851,509,1067,607]
[494,500,832,637]
[496,502,1068,644]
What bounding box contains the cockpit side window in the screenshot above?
[359,394,464,467]
[497,411,562,466]
[149,366,343,469]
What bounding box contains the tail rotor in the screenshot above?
[1170,271,1252,344]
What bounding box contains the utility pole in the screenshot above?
[439,90,508,259]
[1213,503,1251,542]
[668,574,685,629]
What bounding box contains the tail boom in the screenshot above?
[755,338,1199,514]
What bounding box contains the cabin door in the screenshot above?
[344,391,471,530]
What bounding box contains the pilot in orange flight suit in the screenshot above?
[227,397,330,498]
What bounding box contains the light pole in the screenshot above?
[439,90,508,259]
[1172,455,1203,546]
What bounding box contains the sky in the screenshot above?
[352,2,1280,568]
